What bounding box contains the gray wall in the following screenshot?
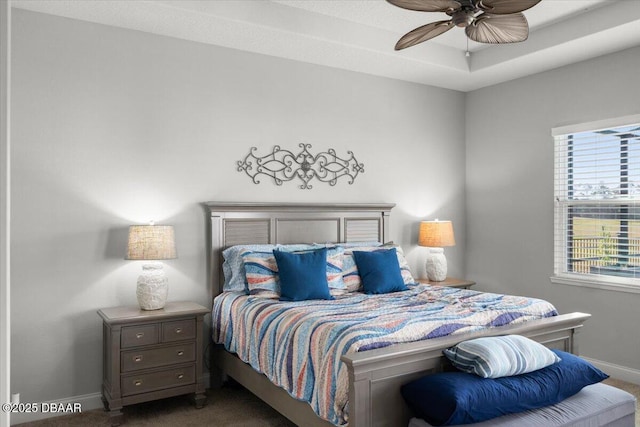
[1,3,12,426]
[10,9,466,404]
[466,46,640,370]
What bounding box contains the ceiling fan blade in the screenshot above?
[386,0,461,13]
[465,13,529,44]
[475,0,541,15]
[395,20,455,50]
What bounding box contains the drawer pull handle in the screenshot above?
[135,333,144,339]
[177,374,184,380]
[177,351,184,356]
[175,328,183,334]
[134,380,142,386]
[134,356,143,362]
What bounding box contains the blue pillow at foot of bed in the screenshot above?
[401,349,608,426]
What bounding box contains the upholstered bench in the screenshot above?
[408,382,636,427]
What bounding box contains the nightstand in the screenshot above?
[416,277,475,289]
[98,301,209,426]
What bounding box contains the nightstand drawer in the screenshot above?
[121,343,196,372]
[162,319,195,342]
[121,365,195,397]
[121,324,159,348]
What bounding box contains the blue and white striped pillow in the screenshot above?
[223,243,316,292]
[242,246,345,298]
[443,335,561,379]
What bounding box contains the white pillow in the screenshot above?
[443,335,561,378]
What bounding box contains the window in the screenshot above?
[553,115,640,292]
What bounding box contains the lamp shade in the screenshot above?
[126,225,177,260]
[418,220,455,247]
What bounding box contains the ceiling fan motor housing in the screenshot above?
[452,9,475,27]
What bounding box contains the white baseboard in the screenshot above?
[9,392,103,425]
[10,374,212,425]
[583,357,640,385]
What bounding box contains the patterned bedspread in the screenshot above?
[212,284,557,426]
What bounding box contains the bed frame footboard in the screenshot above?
[341,312,591,427]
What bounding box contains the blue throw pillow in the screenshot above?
[443,335,561,378]
[222,243,316,292]
[273,247,333,301]
[243,246,345,298]
[401,349,608,426]
[352,248,408,294]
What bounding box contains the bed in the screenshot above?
[204,202,591,427]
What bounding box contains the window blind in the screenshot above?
[554,117,640,285]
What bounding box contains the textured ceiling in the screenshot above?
[12,0,640,91]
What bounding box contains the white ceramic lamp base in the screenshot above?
[426,248,447,282]
[136,263,169,310]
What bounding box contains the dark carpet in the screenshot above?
[15,379,639,426]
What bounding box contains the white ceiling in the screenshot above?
[12,0,640,92]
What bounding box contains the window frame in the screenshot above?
[552,114,640,294]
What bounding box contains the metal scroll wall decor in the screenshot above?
[237,144,364,189]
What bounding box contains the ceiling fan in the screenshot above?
[387,0,542,50]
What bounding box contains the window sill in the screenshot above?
[550,275,640,294]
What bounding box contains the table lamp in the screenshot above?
[418,220,455,282]
[126,224,177,310]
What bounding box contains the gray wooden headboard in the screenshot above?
[203,202,395,296]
